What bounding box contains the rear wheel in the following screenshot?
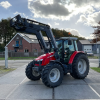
[25,61,41,81]
[70,54,89,79]
[41,64,64,88]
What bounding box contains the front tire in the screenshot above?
[41,63,64,88]
[25,61,41,81]
[70,54,89,79]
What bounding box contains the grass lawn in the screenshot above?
[0,66,16,77]
[88,56,99,59]
[91,67,100,73]
[0,57,36,60]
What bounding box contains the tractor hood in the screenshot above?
[35,52,54,61]
[35,52,55,66]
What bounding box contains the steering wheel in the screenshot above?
[65,48,70,54]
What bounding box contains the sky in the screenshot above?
[0,0,100,39]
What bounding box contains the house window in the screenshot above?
[24,49,29,53]
[20,40,22,45]
[33,49,37,52]
[17,37,19,39]
[16,41,19,47]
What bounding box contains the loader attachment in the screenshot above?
[10,15,59,59]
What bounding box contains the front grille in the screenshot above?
[34,61,42,65]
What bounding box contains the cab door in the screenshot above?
[56,40,63,62]
[64,40,75,64]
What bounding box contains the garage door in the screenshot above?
[84,45,92,52]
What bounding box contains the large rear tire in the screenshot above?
[70,54,89,79]
[25,61,41,81]
[41,64,64,88]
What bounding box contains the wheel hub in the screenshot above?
[78,59,87,74]
[50,72,55,77]
[79,65,81,68]
[32,69,40,77]
[49,68,60,83]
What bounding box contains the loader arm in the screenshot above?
[10,15,59,59]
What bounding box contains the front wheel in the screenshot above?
[70,54,89,79]
[41,63,64,88]
[25,61,41,81]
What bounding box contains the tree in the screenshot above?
[52,28,85,40]
[0,18,16,46]
[92,22,100,43]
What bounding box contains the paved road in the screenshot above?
[89,59,99,67]
[0,59,99,68]
[0,60,33,68]
[0,59,100,99]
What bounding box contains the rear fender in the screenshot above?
[68,51,86,64]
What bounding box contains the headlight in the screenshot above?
[37,59,43,61]
[35,59,43,65]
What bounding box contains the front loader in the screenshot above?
[10,15,89,88]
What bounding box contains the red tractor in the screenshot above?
[10,15,89,88]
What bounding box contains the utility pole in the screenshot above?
[96,34,97,54]
[94,28,97,53]
[5,46,8,69]
[93,27,97,54]
[98,34,100,68]
[93,27,100,67]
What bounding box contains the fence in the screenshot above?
[0,51,44,58]
[0,52,5,57]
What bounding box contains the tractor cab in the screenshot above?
[55,37,78,64]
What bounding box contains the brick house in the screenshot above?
[6,33,48,53]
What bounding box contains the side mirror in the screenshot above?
[68,40,72,45]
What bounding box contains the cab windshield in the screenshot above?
[56,40,62,53]
[50,40,62,52]
[50,39,75,52]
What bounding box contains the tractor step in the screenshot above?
[63,64,72,74]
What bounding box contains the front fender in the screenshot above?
[49,60,64,69]
[49,60,63,65]
[68,51,85,64]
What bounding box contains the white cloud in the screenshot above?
[54,22,59,25]
[66,28,84,37]
[77,15,87,23]
[48,23,52,27]
[28,0,98,20]
[77,11,100,26]
[28,0,71,20]
[14,11,21,15]
[86,34,94,39]
[0,1,12,9]
[13,12,28,18]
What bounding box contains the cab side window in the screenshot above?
[56,40,62,54]
[64,40,75,51]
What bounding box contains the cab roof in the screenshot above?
[58,37,77,40]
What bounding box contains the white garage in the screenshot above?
[83,45,92,53]
[78,40,93,53]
